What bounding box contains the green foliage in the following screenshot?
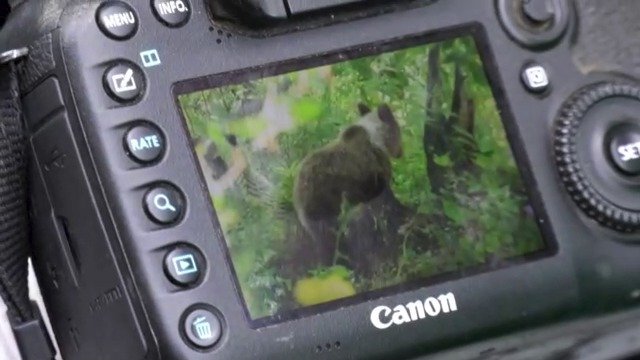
[291,97,324,125]
[177,36,545,320]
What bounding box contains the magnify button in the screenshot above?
[154,194,176,212]
[144,184,185,225]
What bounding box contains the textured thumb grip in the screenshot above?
[0,61,33,324]
[573,0,640,79]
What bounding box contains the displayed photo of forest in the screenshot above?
[178,36,546,321]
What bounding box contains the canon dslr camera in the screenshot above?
[1,0,640,359]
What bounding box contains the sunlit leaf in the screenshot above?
[227,116,268,139]
[434,153,454,167]
[291,98,324,124]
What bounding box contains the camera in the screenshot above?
[2,0,640,359]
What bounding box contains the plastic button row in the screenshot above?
[97,0,191,40]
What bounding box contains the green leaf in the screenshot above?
[475,153,494,168]
[433,153,453,167]
[206,122,228,145]
[325,265,352,280]
[291,98,324,124]
[227,116,267,139]
[443,199,465,224]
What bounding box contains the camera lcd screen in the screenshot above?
[176,30,548,326]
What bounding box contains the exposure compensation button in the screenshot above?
[152,0,191,27]
[96,1,138,40]
[125,122,165,164]
[608,123,640,176]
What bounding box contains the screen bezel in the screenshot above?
[173,23,558,329]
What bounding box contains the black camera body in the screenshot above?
[3,0,640,359]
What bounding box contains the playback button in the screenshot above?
[103,62,145,103]
[125,122,165,164]
[164,245,205,287]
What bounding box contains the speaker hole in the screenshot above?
[314,340,342,354]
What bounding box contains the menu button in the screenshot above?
[97,1,138,40]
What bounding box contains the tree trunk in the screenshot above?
[424,45,448,194]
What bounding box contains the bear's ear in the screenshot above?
[358,103,371,116]
[225,134,238,146]
[377,104,394,123]
[378,104,403,158]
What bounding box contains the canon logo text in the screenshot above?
[370,292,458,329]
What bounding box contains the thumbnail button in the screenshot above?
[183,307,222,348]
[164,245,204,286]
[144,184,184,225]
[125,123,165,163]
[607,123,640,176]
[152,0,191,28]
[103,62,145,103]
[96,1,138,40]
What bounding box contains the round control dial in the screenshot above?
[554,82,640,232]
[497,0,571,47]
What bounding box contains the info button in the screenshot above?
[125,122,165,164]
[153,0,191,28]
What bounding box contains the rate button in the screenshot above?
[124,122,165,164]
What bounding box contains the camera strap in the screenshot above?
[0,48,55,360]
